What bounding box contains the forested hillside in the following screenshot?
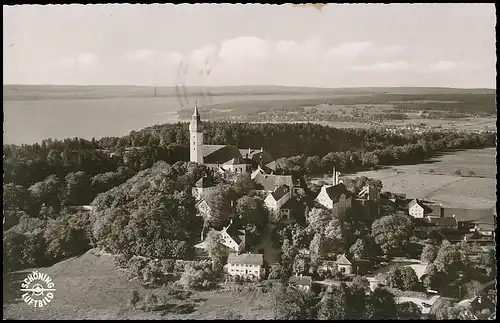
[3,121,496,273]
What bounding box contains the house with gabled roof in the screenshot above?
[252,171,305,196]
[408,198,433,218]
[318,253,355,276]
[264,184,292,222]
[226,253,265,279]
[195,220,245,254]
[314,178,353,219]
[191,175,222,201]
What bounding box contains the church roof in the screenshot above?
[319,183,352,203]
[202,145,244,164]
[223,156,246,165]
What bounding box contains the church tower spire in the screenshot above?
[189,101,203,163]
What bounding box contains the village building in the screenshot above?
[264,184,292,222]
[314,169,352,218]
[252,170,305,197]
[443,207,496,235]
[226,253,266,280]
[189,103,272,173]
[288,274,313,291]
[408,198,433,218]
[319,253,355,276]
[195,220,245,254]
[191,175,223,201]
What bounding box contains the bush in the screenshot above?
[143,291,159,312]
[129,290,141,309]
[453,170,462,176]
[161,259,175,273]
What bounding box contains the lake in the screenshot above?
[3,93,330,145]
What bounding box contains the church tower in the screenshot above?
[189,102,204,163]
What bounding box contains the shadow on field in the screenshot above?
[159,303,198,316]
[3,270,33,305]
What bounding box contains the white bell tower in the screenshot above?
[189,102,204,163]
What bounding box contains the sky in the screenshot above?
[3,4,497,88]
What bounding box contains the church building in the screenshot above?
[189,103,272,173]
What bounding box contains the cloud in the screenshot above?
[429,60,459,71]
[325,41,373,60]
[274,38,325,63]
[377,45,406,55]
[349,61,416,72]
[190,44,217,67]
[123,48,157,61]
[58,53,99,69]
[157,51,182,66]
[218,36,271,64]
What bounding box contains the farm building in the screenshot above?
[226,253,266,280]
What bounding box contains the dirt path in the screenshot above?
[422,176,468,199]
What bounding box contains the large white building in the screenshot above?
[226,253,266,280]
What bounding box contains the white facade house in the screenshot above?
[195,221,245,254]
[408,199,428,218]
[226,253,265,280]
[264,184,292,222]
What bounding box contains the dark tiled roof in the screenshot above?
[426,216,441,225]
[239,149,273,165]
[443,208,495,224]
[202,145,243,164]
[227,253,264,265]
[201,145,226,157]
[281,197,304,210]
[321,183,352,204]
[437,217,458,227]
[225,223,245,245]
[254,173,295,192]
[223,156,246,165]
[195,176,215,188]
[271,184,290,201]
[289,275,312,286]
[429,204,443,216]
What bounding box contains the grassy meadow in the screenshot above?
[2,249,275,320]
[344,148,496,209]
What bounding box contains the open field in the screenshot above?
[3,85,496,145]
[2,249,274,320]
[344,148,496,209]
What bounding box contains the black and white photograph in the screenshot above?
[3,3,496,320]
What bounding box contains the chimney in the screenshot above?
[336,171,339,186]
[261,147,263,152]
[300,273,302,277]
[332,167,336,186]
[295,273,298,277]
[453,214,456,218]
[248,148,251,157]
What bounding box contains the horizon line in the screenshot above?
[3,84,495,90]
